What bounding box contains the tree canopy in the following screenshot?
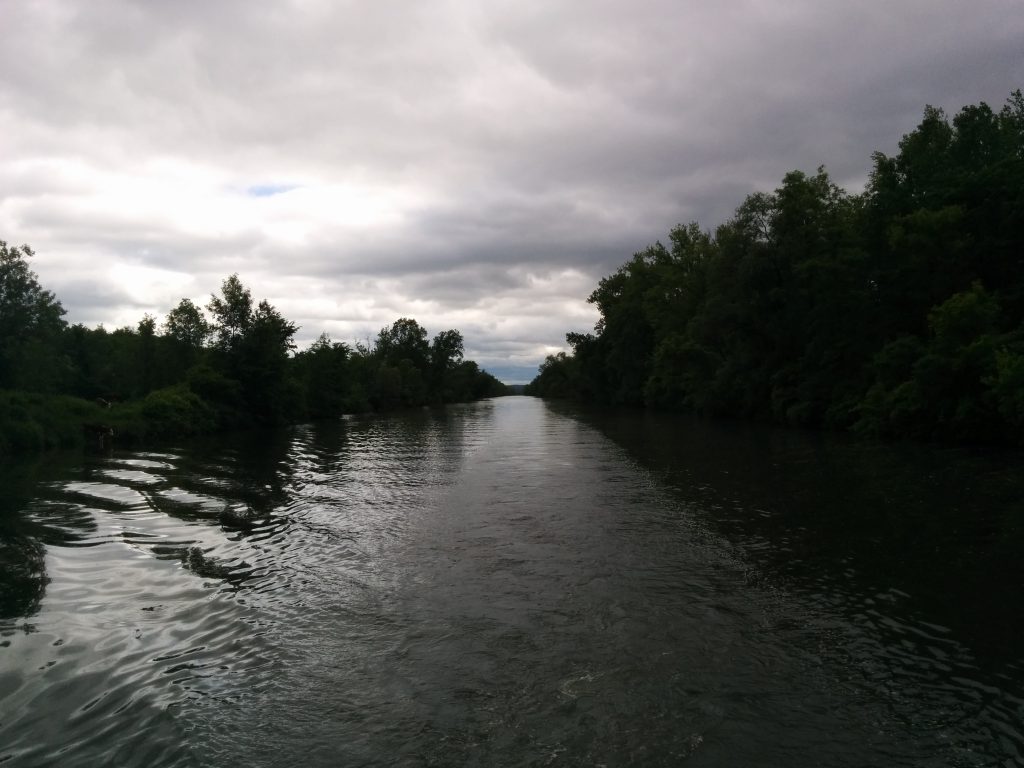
[0,265,506,454]
[0,241,67,390]
[529,91,1024,446]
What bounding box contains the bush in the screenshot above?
[0,390,105,454]
[109,385,217,441]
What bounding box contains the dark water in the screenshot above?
[1,396,1022,766]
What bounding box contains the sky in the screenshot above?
[1,1,1022,383]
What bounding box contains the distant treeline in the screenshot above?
[0,257,506,454]
[528,92,1024,446]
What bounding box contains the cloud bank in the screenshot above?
[2,0,1022,381]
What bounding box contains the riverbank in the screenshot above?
[1,250,507,457]
[0,384,506,457]
[0,387,217,455]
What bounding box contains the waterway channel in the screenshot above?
[1,396,1021,766]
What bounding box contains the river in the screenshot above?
[1,396,1021,766]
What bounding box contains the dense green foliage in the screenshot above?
[0,243,67,392]
[529,93,1024,446]
[0,253,505,455]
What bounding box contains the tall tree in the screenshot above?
[295,333,350,417]
[207,274,253,353]
[236,299,299,423]
[138,314,157,395]
[164,298,210,350]
[163,297,210,376]
[430,329,464,399]
[375,318,430,370]
[0,242,67,390]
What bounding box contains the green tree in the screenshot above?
[375,318,430,370]
[207,274,253,353]
[203,275,299,424]
[526,352,580,399]
[236,299,299,424]
[0,242,67,391]
[430,329,464,400]
[294,333,350,418]
[585,245,663,405]
[138,314,157,394]
[164,298,210,350]
[163,297,210,377]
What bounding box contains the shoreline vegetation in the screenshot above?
[528,92,1024,448]
[0,260,507,456]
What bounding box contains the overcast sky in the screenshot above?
[2,1,1022,382]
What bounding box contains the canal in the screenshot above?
[1,397,1021,766]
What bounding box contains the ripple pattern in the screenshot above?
[1,399,1022,766]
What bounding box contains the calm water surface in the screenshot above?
[1,397,1022,766]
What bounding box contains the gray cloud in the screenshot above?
[2,0,1022,380]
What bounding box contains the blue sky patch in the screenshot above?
[246,184,297,197]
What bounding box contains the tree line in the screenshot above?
[528,92,1024,446]
[0,257,506,453]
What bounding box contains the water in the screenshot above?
[1,396,1022,766]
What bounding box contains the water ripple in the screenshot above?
[1,400,1022,766]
